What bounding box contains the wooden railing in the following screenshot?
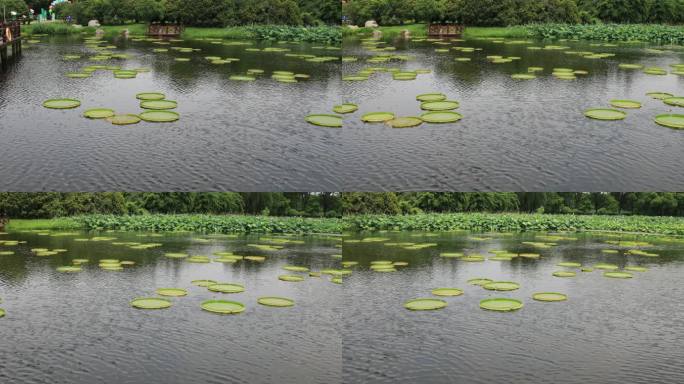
[428,24,465,37]
[148,23,183,37]
[0,21,21,45]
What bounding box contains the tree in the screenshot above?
[0,0,29,18]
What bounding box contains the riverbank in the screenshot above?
[23,22,341,44]
[343,23,684,44]
[5,214,344,234]
[345,213,684,235]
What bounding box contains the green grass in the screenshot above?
[345,213,684,235]
[463,26,530,39]
[5,218,83,231]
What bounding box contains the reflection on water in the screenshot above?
[342,231,684,384]
[0,230,342,384]
[0,36,342,191]
[341,37,684,191]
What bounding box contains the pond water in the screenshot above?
[342,231,684,384]
[0,230,342,384]
[341,37,684,191]
[0,35,342,191]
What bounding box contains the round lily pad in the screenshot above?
[421,111,463,123]
[136,92,165,100]
[431,288,463,297]
[155,288,187,297]
[420,101,460,111]
[511,74,536,80]
[655,114,684,129]
[201,300,245,314]
[130,297,171,309]
[107,114,141,125]
[283,266,309,272]
[647,92,673,100]
[0,308,4,318]
[279,275,305,282]
[594,263,618,270]
[84,108,115,119]
[604,272,633,279]
[43,98,81,109]
[207,283,245,293]
[461,255,485,262]
[66,73,91,78]
[361,112,395,123]
[229,75,256,81]
[305,114,342,128]
[139,111,180,123]
[557,262,581,267]
[480,298,523,312]
[404,298,447,311]
[388,117,423,128]
[625,266,648,272]
[333,104,358,114]
[56,266,81,272]
[165,252,188,258]
[584,109,627,120]
[468,278,493,286]
[257,296,294,307]
[664,97,684,107]
[553,271,576,277]
[140,100,177,110]
[532,292,567,302]
[618,63,644,70]
[610,100,641,109]
[191,279,217,287]
[483,281,520,291]
[416,93,447,102]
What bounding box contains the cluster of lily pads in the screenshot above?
[42,91,180,125]
[584,92,684,129]
[344,233,660,313]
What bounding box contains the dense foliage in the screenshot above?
[0,193,341,218]
[0,0,28,16]
[80,214,344,234]
[343,0,684,26]
[527,23,684,43]
[341,193,684,216]
[346,213,684,235]
[45,0,339,27]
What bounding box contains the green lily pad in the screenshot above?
[0,308,5,317]
[130,297,172,309]
[56,266,82,272]
[191,279,217,287]
[66,73,91,78]
[305,114,343,128]
[532,292,567,302]
[420,111,463,123]
[420,100,460,111]
[625,266,648,272]
[283,266,309,272]
[136,92,166,101]
[404,298,447,311]
[483,281,520,291]
[610,99,641,109]
[333,104,358,114]
[647,92,673,100]
[207,283,245,293]
[361,112,395,123]
[479,298,523,312]
[604,272,633,279]
[43,98,81,109]
[139,111,180,123]
[511,74,536,80]
[655,114,684,129]
[388,117,423,128]
[84,108,115,119]
[664,97,684,107]
[107,114,141,125]
[156,288,187,297]
[618,63,644,70]
[584,108,627,121]
[257,297,295,307]
[431,288,464,297]
[201,300,245,314]
[229,75,256,81]
[553,271,576,277]
[140,100,177,110]
[416,93,447,102]
[467,278,493,286]
[164,252,188,258]
[279,275,305,282]
[557,262,582,267]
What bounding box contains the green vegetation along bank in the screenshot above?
[345,213,684,235]
[345,23,684,45]
[6,213,684,236]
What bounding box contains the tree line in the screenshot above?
[341,193,684,216]
[0,193,342,218]
[4,0,340,27]
[3,193,682,219]
[343,0,684,26]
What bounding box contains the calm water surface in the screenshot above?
[0,230,342,383]
[0,35,342,191]
[341,37,684,191]
[342,231,684,383]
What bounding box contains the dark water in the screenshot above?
[0,36,342,191]
[342,231,684,384]
[0,230,342,384]
[341,37,684,191]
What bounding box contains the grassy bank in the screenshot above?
[24,22,340,43]
[345,213,684,235]
[5,218,83,231]
[343,24,530,39]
